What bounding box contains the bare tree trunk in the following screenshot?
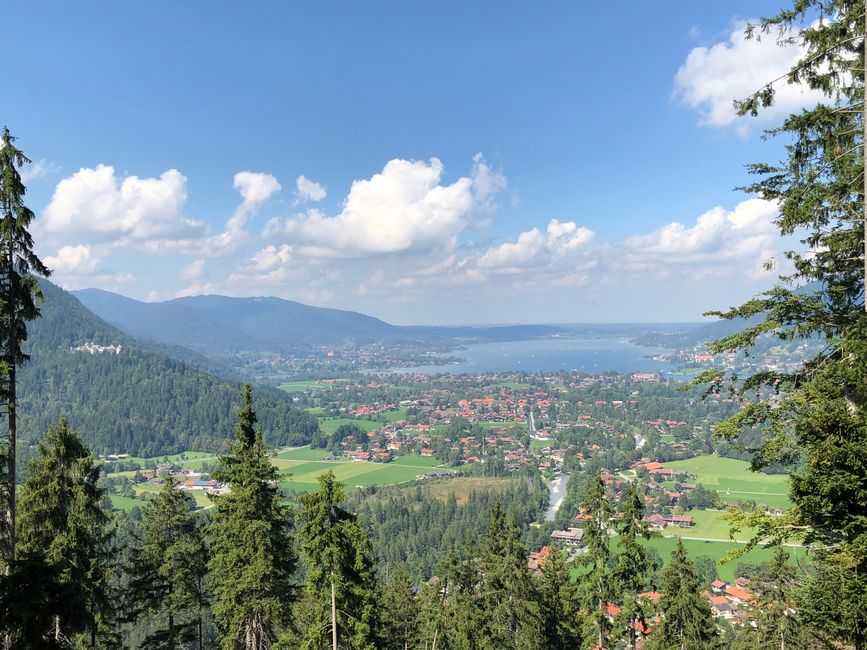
[4,254,16,568]
[169,612,175,650]
[331,570,338,650]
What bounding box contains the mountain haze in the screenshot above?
[73,289,563,355]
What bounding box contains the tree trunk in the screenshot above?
[54,615,61,643]
[169,612,175,650]
[198,613,204,650]
[5,255,16,567]
[331,570,338,650]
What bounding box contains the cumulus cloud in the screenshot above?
[623,198,779,277]
[478,219,594,270]
[294,175,327,204]
[45,244,100,274]
[43,165,204,242]
[228,171,281,231]
[674,20,824,130]
[265,155,505,257]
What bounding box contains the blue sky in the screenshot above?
[7,1,819,324]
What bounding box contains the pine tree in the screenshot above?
[128,476,208,649]
[694,2,867,644]
[577,473,613,650]
[612,482,657,650]
[0,126,51,567]
[477,503,543,650]
[537,543,582,650]
[208,385,296,649]
[296,470,377,650]
[14,417,111,645]
[378,565,419,650]
[649,539,719,650]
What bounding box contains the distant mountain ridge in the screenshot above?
[73,289,564,354]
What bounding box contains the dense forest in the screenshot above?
[17,281,320,457]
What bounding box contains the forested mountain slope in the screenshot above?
[17,282,320,457]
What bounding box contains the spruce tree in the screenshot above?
[14,417,111,645]
[578,473,613,650]
[612,482,657,650]
[208,385,296,649]
[694,2,867,643]
[649,539,719,650]
[128,476,209,649]
[378,565,419,650]
[296,470,377,650]
[0,126,51,567]
[477,503,543,650]
[751,547,810,650]
[537,543,582,650]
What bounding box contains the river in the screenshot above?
[544,473,571,522]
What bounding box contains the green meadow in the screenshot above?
[664,455,791,509]
[319,418,381,435]
[277,451,447,493]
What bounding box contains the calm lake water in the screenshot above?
[390,337,673,375]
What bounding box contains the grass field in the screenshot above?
[421,476,515,505]
[382,409,408,422]
[108,494,147,511]
[676,509,758,542]
[665,456,791,509]
[278,379,349,392]
[319,418,381,435]
[114,450,216,467]
[643,536,807,583]
[278,456,451,493]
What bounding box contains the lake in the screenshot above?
[390,337,674,375]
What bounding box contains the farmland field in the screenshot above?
[319,418,381,434]
[278,456,452,493]
[664,456,791,509]
[643,536,807,583]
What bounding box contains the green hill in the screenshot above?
[17,282,320,458]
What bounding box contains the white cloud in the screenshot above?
[229,171,281,231]
[174,282,220,298]
[139,170,280,258]
[21,159,60,184]
[478,219,594,270]
[674,20,825,130]
[265,155,505,257]
[623,198,779,277]
[43,165,204,242]
[45,244,100,274]
[294,175,327,204]
[178,258,205,281]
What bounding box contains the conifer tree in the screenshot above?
[296,470,377,650]
[694,1,867,643]
[128,476,208,649]
[378,565,419,650]
[477,503,543,650]
[15,417,111,645]
[0,127,51,566]
[537,543,582,650]
[613,482,657,650]
[648,539,719,650]
[578,473,613,650]
[208,385,296,649]
[751,547,810,650]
